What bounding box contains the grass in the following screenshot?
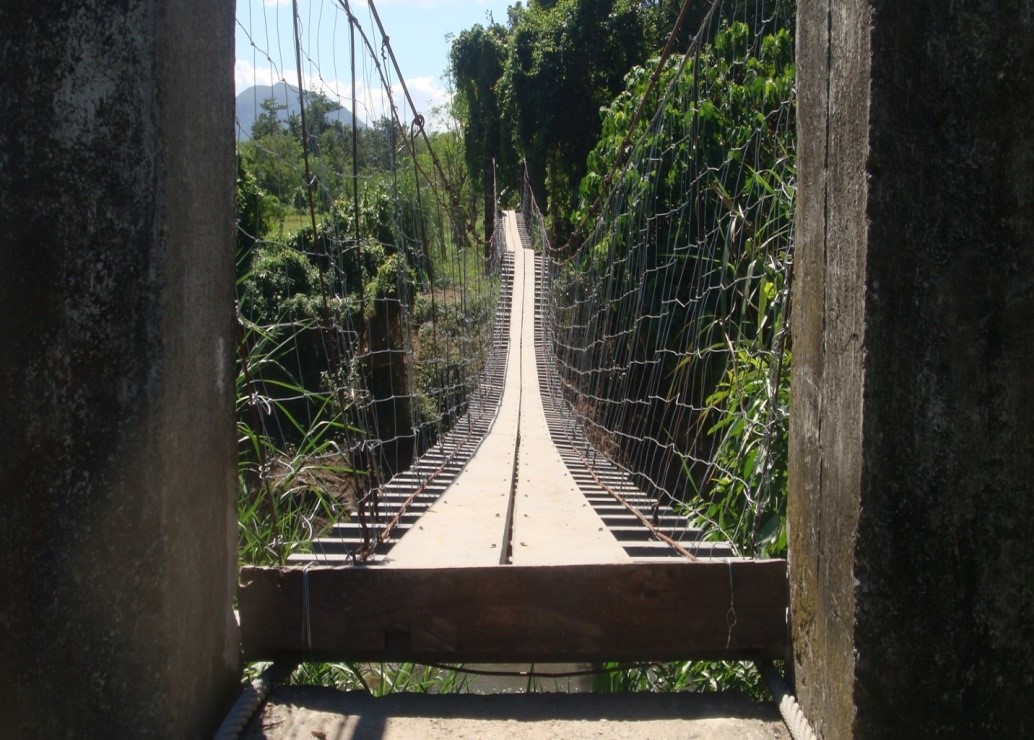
[243,659,771,699]
[593,661,768,699]
[235,312,356,565]
[263,210,324,241]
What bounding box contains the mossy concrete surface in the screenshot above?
[791,1,1034,736]
[0,1,239,736]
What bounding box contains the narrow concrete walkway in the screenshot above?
[385,212,628,567]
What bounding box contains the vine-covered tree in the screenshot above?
[569,20,796,555]
[450,0,647,241]
[501,0,645,237]
[450,22,514,242]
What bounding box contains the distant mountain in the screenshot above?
[235,81,363,140]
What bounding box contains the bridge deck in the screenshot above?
[298,212,731,565]
[385,212,629,566]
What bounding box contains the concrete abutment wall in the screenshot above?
[791,1,1034,736]
[0,1,239,735]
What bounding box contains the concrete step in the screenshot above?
[242,685,789,739]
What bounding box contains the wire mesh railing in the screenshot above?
[531,1,796,558]
[235,0,501,563]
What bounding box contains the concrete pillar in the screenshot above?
[790,1,1034,736]
[0,2,239,736]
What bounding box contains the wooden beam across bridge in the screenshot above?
[239,560,788,663]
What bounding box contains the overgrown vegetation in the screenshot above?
[235,83,492,565]
[593,660,767,699]
[449,0,773,243]
[569,17,796,558]
[236,0,795,700]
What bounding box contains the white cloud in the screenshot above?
[235,58,455,131]
[347,0,508,8]
[390,75,454,128]
[235,58,282,94]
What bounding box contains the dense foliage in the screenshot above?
[237,0,797,697]
[450,0,709,242]
[234,85,492,564]
[556,16,795,557]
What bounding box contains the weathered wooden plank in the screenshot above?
[239,561,787,662]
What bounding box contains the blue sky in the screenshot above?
[235,0,513,127]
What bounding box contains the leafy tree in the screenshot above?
[450,22,515,238]
[498,0,646,238]
[309,91,346,135]
[240,132,305,209]
[288,90,347,146]
[449,0,645,238]
[355,117,398,173]
[236,155,269,279]
[286,111,302,141]
[251,96,287,140]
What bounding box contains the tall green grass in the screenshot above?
[236,313,353,565]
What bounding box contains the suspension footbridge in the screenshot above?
[235,0,792,669]
[294,211,732,567]
[235,0,792,571]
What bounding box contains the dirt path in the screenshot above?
[243,686,790,740]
